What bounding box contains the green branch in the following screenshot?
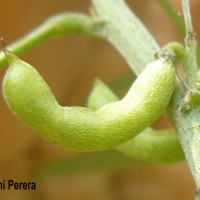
[0,13,100,67]
[167,0,200,196]
[182,0,198,87]
[91,0,160,75]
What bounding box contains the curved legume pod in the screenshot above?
[3,51,175,151]
[87,79,184,163]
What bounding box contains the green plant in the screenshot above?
[1,0,200,199]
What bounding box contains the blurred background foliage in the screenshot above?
[0,0,200,199]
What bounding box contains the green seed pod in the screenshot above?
[118,128,184,163]
[87,79,184,163]
[2,51,175,151]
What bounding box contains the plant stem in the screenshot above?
[91,0,160,75]
[157,0,185,35]
[182,0,193,34]
[0,13,99,67]
[168,0,200,195]
[182,0,198,87]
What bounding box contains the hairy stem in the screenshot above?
[168,0,200,194]
[91,0,160,75]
